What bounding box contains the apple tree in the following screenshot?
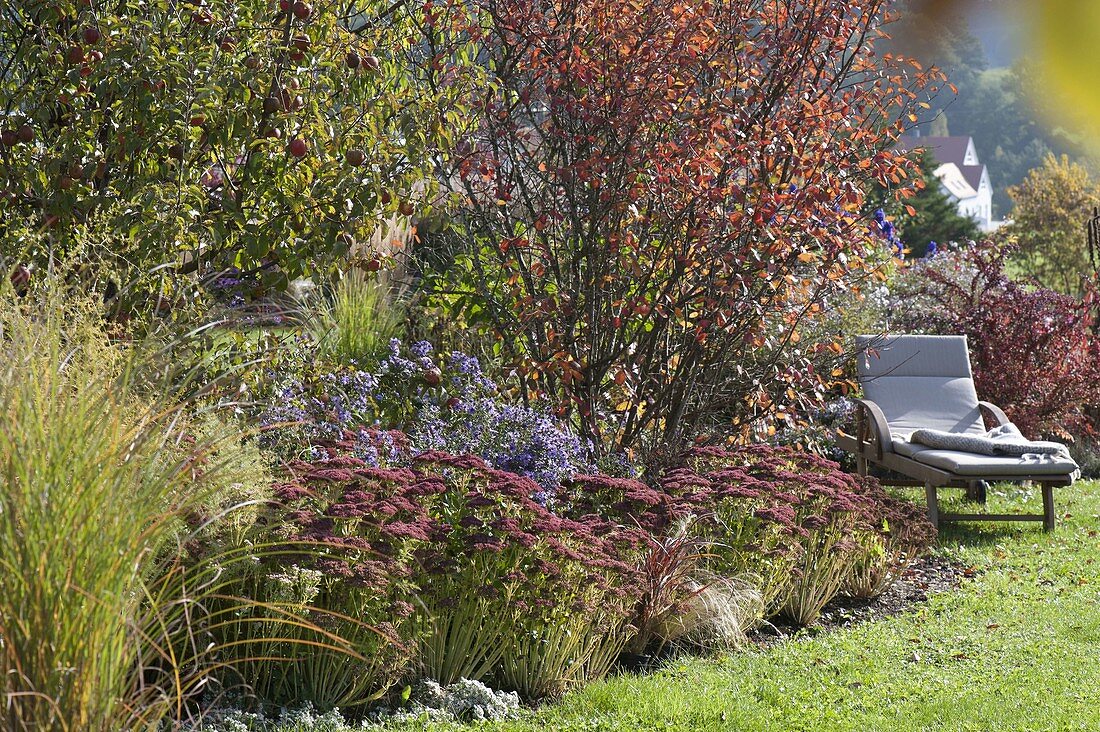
[0,0,479,299]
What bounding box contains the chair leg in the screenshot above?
[1041,483,1056,532]
[925,482,939,530]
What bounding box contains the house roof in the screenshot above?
[896,135,974,167]
[934,163,979,200]
[960,164,985,190]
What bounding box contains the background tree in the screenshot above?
[898,149,980,258]
[434,0,942,460]
[0,0,477,303]
[1005,154,1100,293]
[884,2,1093,217]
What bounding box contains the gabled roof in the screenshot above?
[896,135,974,167]
[960,164,986,190]
[934,163,979,200]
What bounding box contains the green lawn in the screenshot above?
[401,481,1100,732]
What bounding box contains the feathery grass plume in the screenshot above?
[308,269,406,367]
[0,280,353,730]
[656,572,763,652]
[0,282,204,730]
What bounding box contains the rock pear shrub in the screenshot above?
[435,0,945,458]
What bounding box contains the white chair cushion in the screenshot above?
[892,441,1078,476]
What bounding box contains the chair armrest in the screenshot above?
[978,401,1010,428]
[852,397,893,462]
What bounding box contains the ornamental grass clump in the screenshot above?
[0,285,246,730]
[309,270,406,367]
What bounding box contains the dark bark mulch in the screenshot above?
[749,554,975,647]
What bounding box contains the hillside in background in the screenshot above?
[889,0,1095,218]
[964,0,1022,67]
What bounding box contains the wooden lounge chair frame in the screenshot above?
[836,335,1075,532]
[835,401,1068,532]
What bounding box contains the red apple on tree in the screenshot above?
[345,51,360,69]
[292,1,311,20]
[82,27,101,44]
[67,46,84,64]
[398,200,415,216]
[10,264,30,291]
[288,137,308,158]
[16,125,34,143]
[363,55,380,72]
[262,96,283,114]
[345,148,365,166]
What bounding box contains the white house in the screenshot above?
[897,135,999,233]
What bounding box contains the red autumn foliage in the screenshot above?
[891,241,1100,438]
[443,0,944,456]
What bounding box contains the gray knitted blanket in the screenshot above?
[909,424,1070,459]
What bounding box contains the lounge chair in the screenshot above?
[835,335,1078,531]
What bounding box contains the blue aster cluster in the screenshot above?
[411,348,592,495]
[413,397,592,500]
[255,338,593,493]
[258,367,387,460]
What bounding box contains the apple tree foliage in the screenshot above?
[0,0,479,296]
[434,0,946,456]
